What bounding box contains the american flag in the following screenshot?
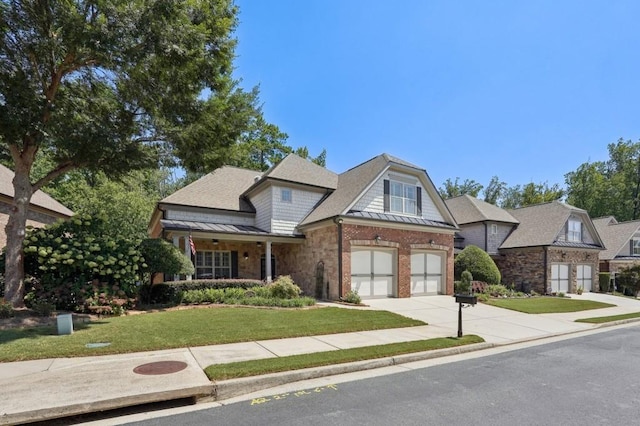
[189,234,196,255]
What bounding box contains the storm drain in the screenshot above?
[133,361,188,375]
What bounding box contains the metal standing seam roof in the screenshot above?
[346,211,457,230]
[593,217,640,260]
[0,164,73,217]
[500,201,603,249]
[161,219,284,237]
[444,194,519,225]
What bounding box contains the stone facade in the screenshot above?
[496,247,600,294]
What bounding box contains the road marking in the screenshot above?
[250,384,338,406]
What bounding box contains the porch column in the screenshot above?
[266,240,272,283]
[172,236,180,281]
[183,236,192,281]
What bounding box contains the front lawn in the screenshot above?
[576,312,640,324]
[484,297,615,314]
[0,307,424,362]
[205,335,484,380]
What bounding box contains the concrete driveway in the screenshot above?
[365,293,640,344]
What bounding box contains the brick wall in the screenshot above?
[496,247,600,294]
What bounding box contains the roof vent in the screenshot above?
[254,176,261,182]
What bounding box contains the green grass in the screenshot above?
[205,335,484,380]
[484,297,615,314]
[0,307,425,362]
[576,312,640,324]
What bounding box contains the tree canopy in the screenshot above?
[0,0,291,306]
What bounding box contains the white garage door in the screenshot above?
[577,264,592,292]
[411,251,445,295]
[350,248,396,298]
[551,264,569,293]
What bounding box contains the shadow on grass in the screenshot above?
[0,320,108,345]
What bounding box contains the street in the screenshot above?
[126,325,640,425]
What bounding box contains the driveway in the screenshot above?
[365,293,640,344]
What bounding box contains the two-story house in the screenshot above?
[149,154,459,299]
[593,216,640,278]
[445,197,604,294]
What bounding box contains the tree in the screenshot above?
[482,176,506,205]
[1,1,264,306]
[454,245,501,284]
[498,182,564,209]
[566,139,640,221]
[438,178,483,199]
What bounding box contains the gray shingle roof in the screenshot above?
[445,195,519,225]
[299,155,388,225]
[593,217,640,260]
[161,166,261,212]
[260,154,338,189]
[0,164,73,217]
[500,201,602,249]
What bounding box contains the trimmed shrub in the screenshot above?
[599,272,611,293]
[268,276,301,299]
[0,299,14,318]
[341,290,361,305]
[139,239,194,284]
[457,270,473,294]
[454,245,501,284]
[617,265,640,297]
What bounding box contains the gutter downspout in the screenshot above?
[484,223,488,252]
[543,246,548,294]
[336,217,343,298]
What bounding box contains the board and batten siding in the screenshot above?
[166,209,255,226]
[271,186,325,235]
[352,171,445,222]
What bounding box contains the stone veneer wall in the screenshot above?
[341,224,454,298]
[496,247,600,294]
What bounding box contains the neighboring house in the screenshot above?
[593,216,640,277]
[446,197,604,294]
[149,153,459,299]
[0,164,74,249]
[444,195,519,255]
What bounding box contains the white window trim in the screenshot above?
[633,239,640,256]
[195,250,231,279]
[490,224,498,235]
[389,180,417,215]
[281,188,292,203]
[567,219,582,242]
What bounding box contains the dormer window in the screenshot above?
[383,179,422,216]
[633,239,640,256]
[568,219,582,242]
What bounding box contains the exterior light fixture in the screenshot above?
[257,241,262,248]
[243,252,249,260]
[213,239,219,245]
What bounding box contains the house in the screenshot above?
[444,195,519,255]
[0,164,74,248]
[445,197,604,294]
[593,216,640,277]
[148,153,459,299]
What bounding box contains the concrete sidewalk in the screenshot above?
[2,293,640,425]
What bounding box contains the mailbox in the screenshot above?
[455,294,477,305]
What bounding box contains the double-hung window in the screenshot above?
[389,181,417,215]
[196,251,231,279]
[567,220,582,242]
[633,239,640,256]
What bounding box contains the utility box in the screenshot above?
[57,313,73,335]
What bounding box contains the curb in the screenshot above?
[206,342,495,402]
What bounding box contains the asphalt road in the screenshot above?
[128,326,640,426]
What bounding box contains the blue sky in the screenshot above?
[233,0,640,192]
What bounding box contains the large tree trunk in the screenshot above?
[3,165,33,308]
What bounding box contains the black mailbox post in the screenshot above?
[454,294,477,337]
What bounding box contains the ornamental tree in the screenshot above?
[454,245,501,285]
[0,1,263,306]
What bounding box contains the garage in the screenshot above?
[550,264,569,293]
[350,248,396,298]
[576,264,592,292]
[411,251,445,295]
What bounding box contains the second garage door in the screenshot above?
[350,248,396,298]
[411,251,445,295]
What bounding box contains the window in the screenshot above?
[567,220,582,242]
[633,239,640,256]
[195,251,231,279]
[389,181,417,215]
[490,224,498,235]
[281,188,292,203]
